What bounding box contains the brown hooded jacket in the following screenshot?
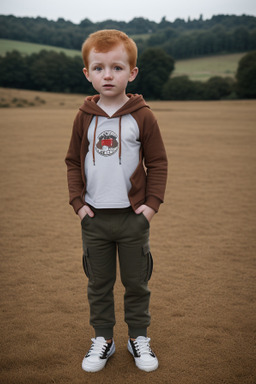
[65,94,168,214]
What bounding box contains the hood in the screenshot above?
[79,93,149,117]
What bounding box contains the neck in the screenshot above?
[98,94,129,116]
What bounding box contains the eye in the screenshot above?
[114,66,122,71]
[93,66,102,71]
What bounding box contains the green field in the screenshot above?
[0,38,245,81]
[0,39,80,57]
[172,52,245,81]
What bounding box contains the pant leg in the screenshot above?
[81,214,116,339]
[118,211,153,339]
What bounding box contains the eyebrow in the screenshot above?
[90,61,126,65]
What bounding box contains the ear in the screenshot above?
[83,68,91,82]
[129,67,139,82]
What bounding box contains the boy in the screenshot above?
[65,29,167,373]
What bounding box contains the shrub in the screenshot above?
[162,75,234,100]
[236,51,256,98]
[204,76,235,100]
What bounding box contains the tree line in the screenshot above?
[0,50,93,94]
[1,14,256,59]
[145,25,256,59]
[1,48,255,100]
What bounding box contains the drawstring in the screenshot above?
[92,115,98,166]
[119,116,122,165]
[92,115,122,166]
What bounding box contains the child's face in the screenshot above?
[83,44,138,100]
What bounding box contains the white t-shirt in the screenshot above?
[84,114,141,208]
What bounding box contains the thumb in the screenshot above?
[84,206,94,217]
[88,207,95,217]
[135,205,144,215]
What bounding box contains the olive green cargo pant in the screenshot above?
[81,207,153,340]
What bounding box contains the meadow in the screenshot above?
[0,88,255,384]
[172,52,245,81]
[0,38,245,81]
[0,38,81,57]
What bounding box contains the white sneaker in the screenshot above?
[82,337,115,372]
[128,336,159,372]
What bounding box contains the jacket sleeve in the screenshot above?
[65,112,88,214]
[141,109,168,212]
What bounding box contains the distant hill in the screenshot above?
[0,14,256,59]
[0,38,80,57]
[172,52,245,81]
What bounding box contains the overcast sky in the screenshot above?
[1,0,256,23]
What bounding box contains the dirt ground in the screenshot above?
[0,88,256,384]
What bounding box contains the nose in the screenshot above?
[103,68,113,80]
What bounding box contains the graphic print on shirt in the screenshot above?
[96,130,118,157]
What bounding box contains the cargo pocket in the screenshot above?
[142,243,153,282]
[82,249,94,281]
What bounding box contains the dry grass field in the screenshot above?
[0,88,256,384]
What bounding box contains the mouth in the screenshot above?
[103,84,114,88]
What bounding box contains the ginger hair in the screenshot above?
[82,29,137,70]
